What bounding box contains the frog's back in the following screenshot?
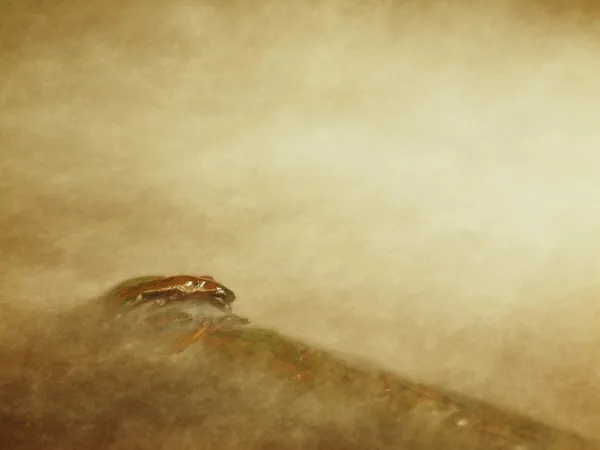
[112,275,168,302]
[114,275,217,301]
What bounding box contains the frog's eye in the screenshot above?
[215,286,229,297]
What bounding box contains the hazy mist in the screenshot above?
[2,0,600,442]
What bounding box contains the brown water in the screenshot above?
[2,0,600,446]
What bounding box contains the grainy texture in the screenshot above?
[1,301,597,449]
[2,0,600,446]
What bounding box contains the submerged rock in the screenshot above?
[2,278,593,449]
[98,276,598,449]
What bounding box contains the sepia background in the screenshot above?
[2,0,600,445]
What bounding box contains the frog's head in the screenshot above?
[210,283,236,312]
[187,276,237,312]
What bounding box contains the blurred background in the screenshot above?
[2,0,600,442]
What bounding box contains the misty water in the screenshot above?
[2,0,600,445]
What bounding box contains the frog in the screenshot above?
[108,274,249,353]
[113,275,237,313]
